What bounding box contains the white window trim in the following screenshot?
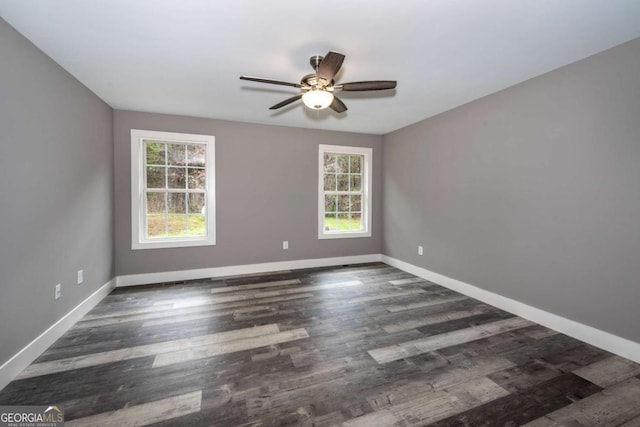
[131,129,216,250]
[318,144,372,239]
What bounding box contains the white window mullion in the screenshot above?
[163,143,168,238]
[163,190,168,238]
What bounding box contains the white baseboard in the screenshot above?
[0,255,380,390]
[4,254,638,393]
[0,278,116,391]
[381,255,640,364]
[116,254,383,287]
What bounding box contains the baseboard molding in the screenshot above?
[1,255,380,389]
[5,254,637,392]
[381,255,640,364]
[116,254,383,287]
[0,278,116,391]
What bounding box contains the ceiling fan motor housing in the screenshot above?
[301,73,333,89]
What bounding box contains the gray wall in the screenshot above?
[0,19,114,366]
[383,38,640,342]
[114,110,382,276]
[2,11,637,373]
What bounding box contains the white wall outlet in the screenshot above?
[55,283,61,300]
[418,245,424,256]
[77,269,83,285]
[282,240,289,250]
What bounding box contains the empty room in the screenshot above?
[1,1,640,426]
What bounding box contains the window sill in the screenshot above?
[132,237,216,250]
[318,231,371,240]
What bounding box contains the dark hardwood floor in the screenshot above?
[1,263,639,426]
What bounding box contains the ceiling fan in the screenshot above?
[240,51,397,113]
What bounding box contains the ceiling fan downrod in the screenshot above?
[310,55,323,72]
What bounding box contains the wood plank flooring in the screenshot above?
[1,262,639,426]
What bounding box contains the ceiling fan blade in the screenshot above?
[240,75,302,88]
[317,51,345,82]
[269,94,303,110]
[329,96,348,113]
[337,80,397,91]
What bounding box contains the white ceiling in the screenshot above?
[2,1,640,135]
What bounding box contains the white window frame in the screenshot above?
[318,144,372,239]
[131,129,216,250]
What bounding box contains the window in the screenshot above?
[318,144,372,239]
[131,129,215,249]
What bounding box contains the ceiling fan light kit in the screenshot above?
[240,51,397,114]
[302,89,334,110]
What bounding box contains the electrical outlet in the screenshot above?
[418,245,424,256]
[55,284,61,300]
[283,240,289,250]
[77,269,83,285]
